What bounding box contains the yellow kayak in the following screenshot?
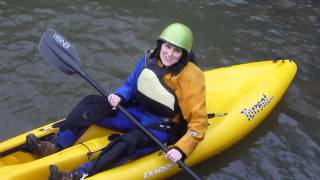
[0,60,297,180]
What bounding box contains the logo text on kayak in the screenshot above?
[144,162,175,179]
[53,33,70,49]
[240,94,273,121]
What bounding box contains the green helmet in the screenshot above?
[159,23,193,52]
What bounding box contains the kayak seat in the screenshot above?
[0,151,36,166]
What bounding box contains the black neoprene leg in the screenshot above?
[86,128,156,176]
[87,141,128,175]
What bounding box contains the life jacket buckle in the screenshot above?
[159,124,172,129]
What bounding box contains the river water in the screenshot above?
[0,0,319,179]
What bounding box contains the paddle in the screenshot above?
[39,29,201,180]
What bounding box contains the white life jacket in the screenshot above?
[136,53,183,118]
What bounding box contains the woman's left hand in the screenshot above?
[166,148,182,162]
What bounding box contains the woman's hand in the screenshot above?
[166,148,182,162]
[108,94,122,110]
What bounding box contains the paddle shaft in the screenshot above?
[77,70,201,180]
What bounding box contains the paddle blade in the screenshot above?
[39,29,82,75]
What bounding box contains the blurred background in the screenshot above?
[0,0,319,179]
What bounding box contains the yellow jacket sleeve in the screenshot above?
[170,62,208,157]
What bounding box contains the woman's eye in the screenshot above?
[174,48,182,54]
[165,44,171,48]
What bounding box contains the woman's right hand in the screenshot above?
[108,94,122,110]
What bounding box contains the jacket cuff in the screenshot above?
[173,146,187,161]
[113,89,128,102]
[114,93,125,103]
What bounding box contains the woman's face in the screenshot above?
[160,43,183,67]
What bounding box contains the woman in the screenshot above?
[28,23,208,180]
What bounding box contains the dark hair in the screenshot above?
[188,51,197,65]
